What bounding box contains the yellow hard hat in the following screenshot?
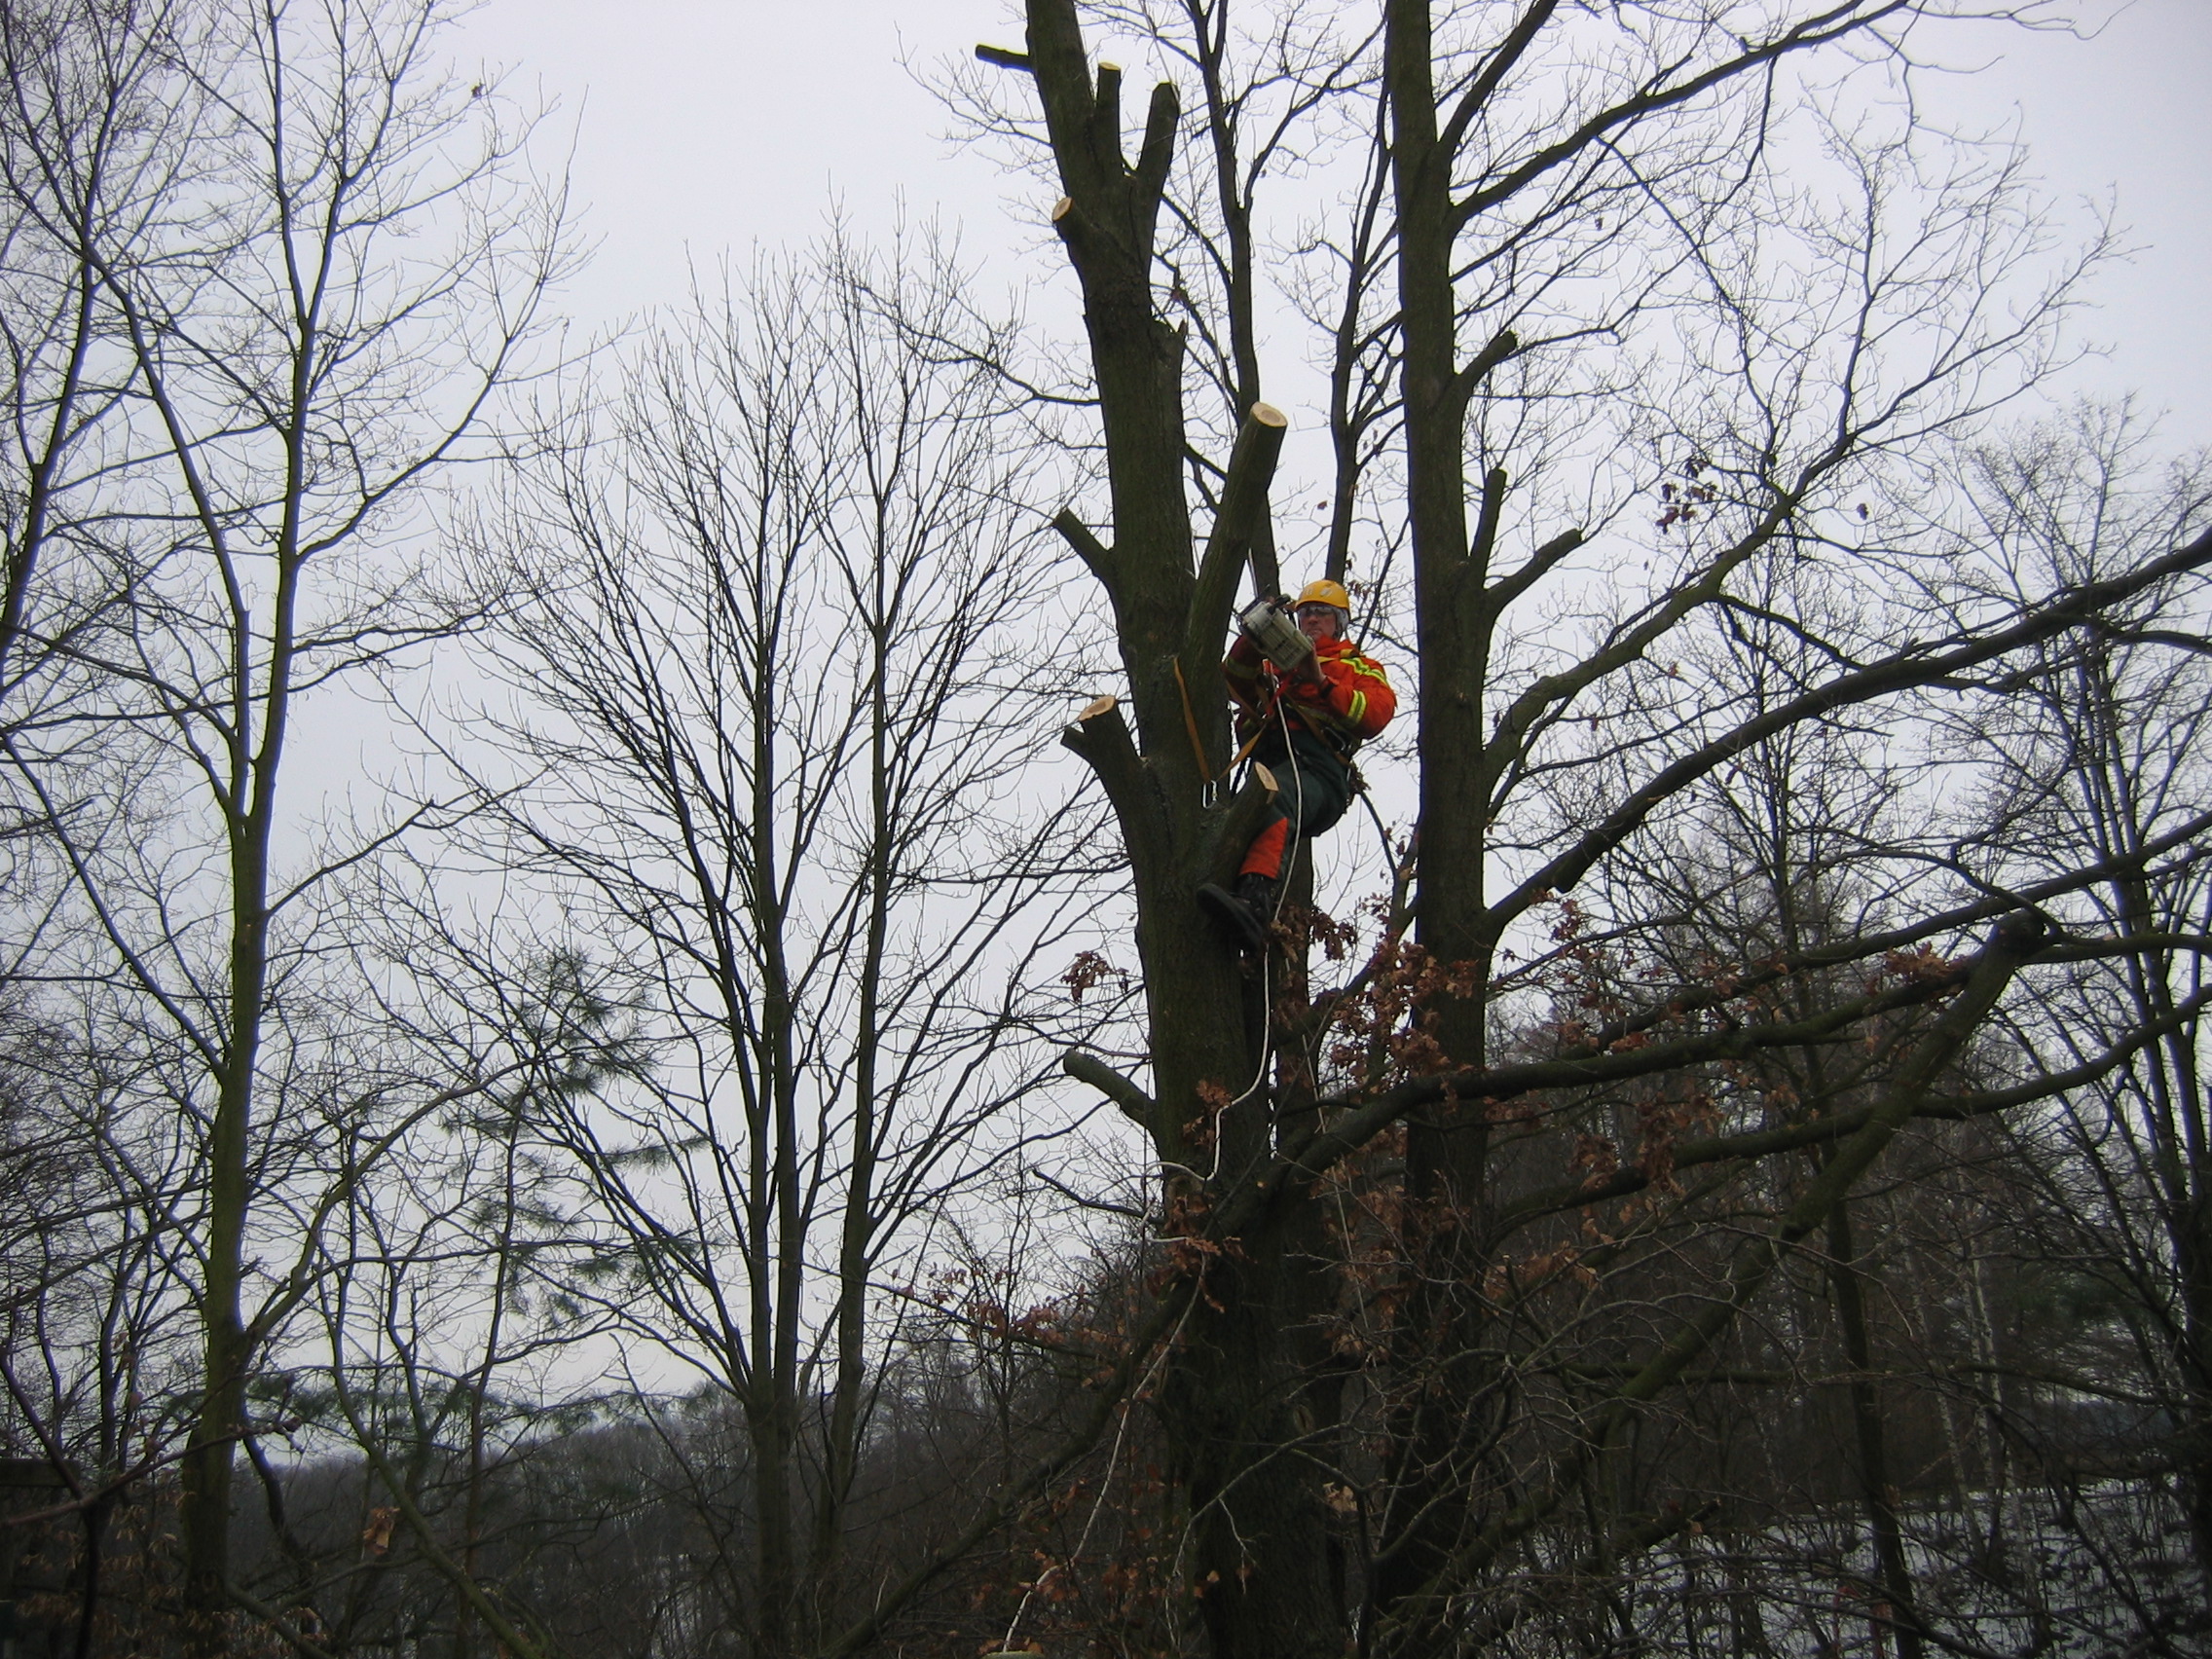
[1295,578,1351,612]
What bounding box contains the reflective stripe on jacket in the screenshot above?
[1225,631,1396,749]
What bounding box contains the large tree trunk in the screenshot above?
[1368,5,1512,1634]
[1022,5,1342,1650]
[1166,1205,1355,1658]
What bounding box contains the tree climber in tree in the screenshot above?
[1198,578,1396,952]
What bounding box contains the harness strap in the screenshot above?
[1172,656,1214,786]
[1228,721,1271,773]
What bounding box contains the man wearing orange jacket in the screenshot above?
[1198,578,1396,952]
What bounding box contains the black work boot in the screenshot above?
[1198,871,1275,954]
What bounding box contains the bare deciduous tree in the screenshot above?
[1951,405,2212,1588]
[0,0,571,1647]
[432,234,1106,1659]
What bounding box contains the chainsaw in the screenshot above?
[1236,597,1316,682]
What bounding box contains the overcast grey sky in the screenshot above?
[450,0,2210,448]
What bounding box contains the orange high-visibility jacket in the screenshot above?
[1225,630,1396,751]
